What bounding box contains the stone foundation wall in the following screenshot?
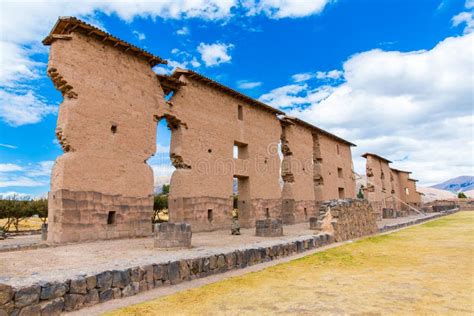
[281,200,316,224]
[48,190,153,243]
[315,199,378,242]
[154,223,192,248]
[0,233,332,315]
[255,219,283,237]
[168,196,233,232]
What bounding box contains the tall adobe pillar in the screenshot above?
[43,17,168,243]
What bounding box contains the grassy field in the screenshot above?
[107,212,474,315]
[0,217,44,231]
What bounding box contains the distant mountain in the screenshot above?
[431,176,474,192]
[417,187,456,203]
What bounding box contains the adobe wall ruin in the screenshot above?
[363,153,421,219]
[279,117,356,224]
[42,17,425,243]
[44,17,167,243]
[161,69,284,230]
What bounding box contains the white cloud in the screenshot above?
[290,69,343,83]
[316,69,343,80]
[0,143,18,149]
[259,84,309,108]
[466,0,474,10]
[291,72,313,82]
[260,33,474,185]
[0,160,54,188]
[197,42,234,67]
[0,90,57,126]
[452,0,474,34]
[452,11,474,33]
[242,0,331,18]
[0,164,23,172]
[0,0,336,126]
[237,80,262,89]
[176,26,190,35]
[132,30,146,40]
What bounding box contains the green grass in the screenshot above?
[106,211,474,316]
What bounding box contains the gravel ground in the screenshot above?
[0,213,440,288]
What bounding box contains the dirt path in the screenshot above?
[104,211,474,315]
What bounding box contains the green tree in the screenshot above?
[31,198,48,223]
[458,192,467,198]
[161,184,170,195]
[357,187,365,199]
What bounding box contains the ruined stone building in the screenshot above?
[158,69,284,231]
[42,17,418,243]
[43,17,167,243]
[158,70,356,230]
[363,153,421,218]
[279,117,356,224]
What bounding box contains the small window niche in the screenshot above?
[207,209,213,222]
[233,141,249,159]
[304,208,308,220]
[336,144,340,155]
[238,105,243,121]
[338,187,345,199]
[111,123,118,134]
[265,208,270,218]
[107,211,116,225]
[337,167,343,178]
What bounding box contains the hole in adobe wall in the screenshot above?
[208,149,212,153]
[304,208,307,220]
[107,211,116,225]
[208,209,213,222]
[111,124,117,134]
[265,208,270,218]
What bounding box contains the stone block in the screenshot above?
[168,261,181,285]
[121,283,138,298]
[18,304,41,316]
[99,289,113,302]
[41,224,48,241]
[40,282,67,300]
[112,270,131,289]
[64,294,85,311]
[69,278,87,294]
[0,284,13,305]
[131,267,144,283]
[153,264,167,282]
[255,219,283,237]
[96,271,112,291]
[40,298,64,316]
[84,289,99,306]
[85,276,97,290]
[309,217,319,230]
[154,223,192,249]
[14,285,40,308]
[112,288,121,299]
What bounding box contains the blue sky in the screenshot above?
[0,0,473,197]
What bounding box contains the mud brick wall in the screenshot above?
[0,233,333,315]
[45,23,165,243]
[166,71,283,230]
[316,199,378,242]
[255,219,283,237]
[154,223,192,248]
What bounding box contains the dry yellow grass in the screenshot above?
[0,217,44,231]
[107,212,474,315]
